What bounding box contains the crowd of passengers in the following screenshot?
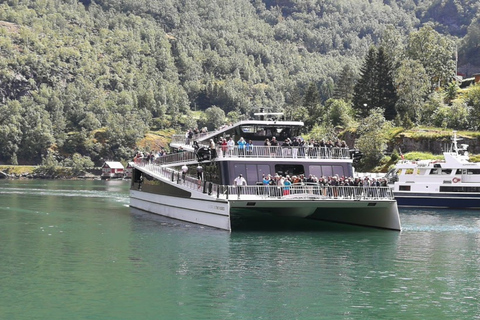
[202,136,349,159]
[133,148,168,163]
[240,173,389,198]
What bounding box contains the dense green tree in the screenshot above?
[0,0,479,165]
[463,84,480,129]
[354,108,391,171]
[203,106,226,131]
[395,59,430,125]
[406,25,456,91]
[302,82,324,131]
[324,98,355,128]
[333,64,356,103]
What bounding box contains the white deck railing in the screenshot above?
[149,145,351,162]
[134,163,394,201]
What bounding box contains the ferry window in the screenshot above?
[332,166,345,177]
[406,169,414,174]
[456,169,463,174]
[309,165,322,177]
[240,125,255,133]
[246,165,259,184]
[399,185,411,191]
[257,165,271,180]
[467,169,480,175]
[441,169,452,174]
[441,186,480,192]
[322,166,333,177]
[274,164,304,177]
[233,164,246,183]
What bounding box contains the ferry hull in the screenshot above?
[130,190,231,231]
[131,188,401,231]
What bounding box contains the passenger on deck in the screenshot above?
[233,174,247,199]
[182,164,188,182]
[209,139,216,159]
[227,137,235,157]
[221,138,227,157]
[270,137,278,157]
[246,140,253,157]
[292,137,299,158]
[237,137,246,157]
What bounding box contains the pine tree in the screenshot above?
[333,65,356,102]
[303,82,323,131]
[353,46,398,120]
[376,46,398,120]
[352,47,377,118]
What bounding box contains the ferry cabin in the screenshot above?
[393,161,480,193]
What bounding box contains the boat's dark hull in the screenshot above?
[395,193,480,209]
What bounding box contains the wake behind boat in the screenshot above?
[387,131,480,208]
[129,113,401,231]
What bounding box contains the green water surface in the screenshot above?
[1,180,479,319]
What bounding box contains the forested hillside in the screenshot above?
[0,0,479,169]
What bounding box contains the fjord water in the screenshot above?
[1,180,480,319]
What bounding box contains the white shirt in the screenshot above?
[234,176,246,186]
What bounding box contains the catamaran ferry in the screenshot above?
[129,113,401,231]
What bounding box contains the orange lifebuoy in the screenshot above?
[452,177,461,183]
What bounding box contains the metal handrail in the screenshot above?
[158,144,351,160]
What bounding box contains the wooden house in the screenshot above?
[101,161,125,179]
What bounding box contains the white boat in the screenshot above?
[129,113,401,231]
[387,131,480,208]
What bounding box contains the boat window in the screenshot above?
[405,169,414,174]
[440,186,480,192]
[309,165,322,177]
[429,169,441,175]
[257,165,271,180]
[233,164,246,184]
[441,169,452,174]
[240,125,255,133]
[234,163,272,185]
[399,185,411,191]
[274,164,304,177]
[235,125,300,141]
[333,166,345,177]
[246,165,259,184]
[322,166,333,177]
[467,169,480,175]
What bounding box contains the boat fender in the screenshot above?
[452,177,461,183]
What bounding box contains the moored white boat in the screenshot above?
[387,131,480,208]
[129,113,401,231]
